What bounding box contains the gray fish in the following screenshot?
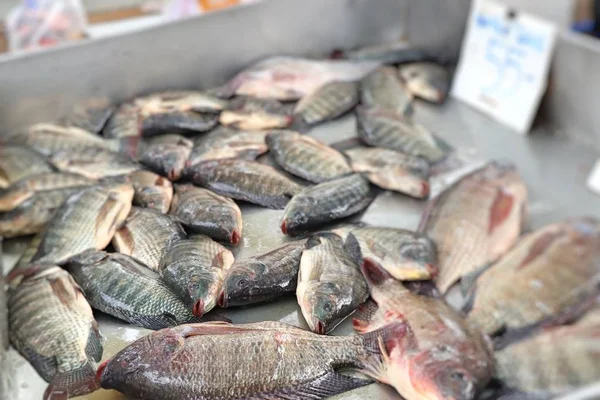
[49,147,141,180]
[292,81,359,129]
[297,233,369,334]
[187,159,303,209]
[60,97,115,134]
[129,170,173,213]
[160,235,234,317]
[0,145,54,188]
[281,174,372,235]
[8,266,103,400]
[356,106,447,163]
[220,239,307,307]
[219,96,292,130]
[267,130,353,183]
[186,126,268,166]
[32,182,134,265]
[137,134,193,181]
[360,66,413,115]
[169,184,242,245]
[112,207,186,271]
[345,147,430,198]
[339,41,432,64]
[399,62,449,104]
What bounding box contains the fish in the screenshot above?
[219,56,379,100]
[219,96,292,130]
[281,174,372,235]
[112,207,186,271]
[356,106,447,163]
[66,251,219,330]
[49,147,141,179]
[266,130,352,183]
[292,81,359,129]
[354,260,494,400]
[8,266,103,400]
[219,239,307,307]
[160,235,234,317]
[5,233,44,288]
[187,159,303,209]
[419,161,528,294]
[336,41,433,65]
[98,320,403,400]
[0,172,93,212]
[136,134,193,181]
[0,145,54,188]
[60,97,115,134]
[344,146,431,198]
[32,182,134,265]
[168,184,242,245]
[186,126,268,166]
[360,66,413,115]
[399,62,449,104]
[297,233,369,334]
[466,218,600,338]
[129,170,173,213]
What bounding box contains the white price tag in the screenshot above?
[451,0,558,133]
[587,160,600,196]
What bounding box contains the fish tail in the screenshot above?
[43,361,99,400]
[358,322,408,384]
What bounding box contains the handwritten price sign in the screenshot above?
[452,0,557,133]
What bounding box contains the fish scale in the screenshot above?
[294,81,358,127]
[360,66,413,114]
[186,127,268,166]
[0,145,53,188]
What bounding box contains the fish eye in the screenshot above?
[450,371,467,382]
[322,302,333,312]
[237,278,248,287]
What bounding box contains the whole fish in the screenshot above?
[60,97,115,134]
[360,66,413,115]
[337,41,432,65]
[187,159,303,209]
[219,56,379,100]
[67,251,215,329]
[267,130,353,183]
[354,261,494,400]
[129,170,173,213]
[219,96,292,130]
[50,147,141,179]
[186,126,268,166]
[297,233,369,334]
[281,174,372,235]
[0,145,54,188]
[160,235,234,317]
[0,172,92,212]
[112,207,186,271]
[32,182,134,265]
[220,239,307,307]
[399,62,449,104]
[136,134,193,181]
[292,81,359,129]
[467,218,600,337]
[168,184,242,245]
[345,147,430,198]
[420,161,528,293]
[99,320,403,400]
[8,266,103,400]
[356,106,447,163]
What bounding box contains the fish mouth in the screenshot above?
[280,219,288,235]
[96,359,109,385]
[192,299,205,317]
[231,229,241,246]
[426,263,439,279]
[217,290,227,308]
[314,320,327,335]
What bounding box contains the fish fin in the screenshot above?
[359,322,411,384]
[305,235,324,249]
[360,257,394,287]
[4,263,54,285]
[66,250,109,268]
[198,311,231,323]
[461,285,477,314]
[95,194,127,242]
[352,299,379,334]
[173,322,269,338]
[429,154,463,176]
[329,137,364,152]
[253,371,371,399]
[489,189,515,234]
[43,361,99,400]
[432,134,454,155]
[48,274,82,307]
[112,225,134,255]
[460,262,494,296]
[343,232,364,265]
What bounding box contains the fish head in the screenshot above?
[303,282,354,334]
[186,268,224,317]
[392,237,438,280]
[280,207,310,235]
[220,261,266,307]
[141,143,189,181]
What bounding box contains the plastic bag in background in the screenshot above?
[6,0,88,52]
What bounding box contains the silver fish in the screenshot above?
[186,126,268,166]
[360,66,413,115]
[399,62,449,104]
[292,81,359,129]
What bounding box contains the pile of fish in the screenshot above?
[1,41,599,400]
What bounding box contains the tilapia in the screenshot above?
[0,172,92,212]
[99,320,403,400]
[337,41,432,65]
[281,174,372,235]
[219,56,379,100]
[129,170,173,213]
[420,161,528,293]
[467,218,600,337]
[219,96,292,130]
[160,235,234,317]
[187,159,303,209]
[5,233,44,288]
[8,266,103,400]
[356,106,447,163]
[186,126,268,166]
[345,147,430,198]
[220,239,307,307]
[399,62,449,104]
[60,97,115,134]
[360,66,413,115]
[0,145,54,188]
[267,130,353,183]
[168,184,242,244]
[297,233,369,334]
[50,147,141,179]
[112,207,186,271]
[136,134,193,181]
[67,251,214,329]
[32,182,134,265]
[292,81,359,129]
[354,261,494,400]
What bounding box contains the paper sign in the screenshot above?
[451,0,558,133]
[587,160,600,196]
